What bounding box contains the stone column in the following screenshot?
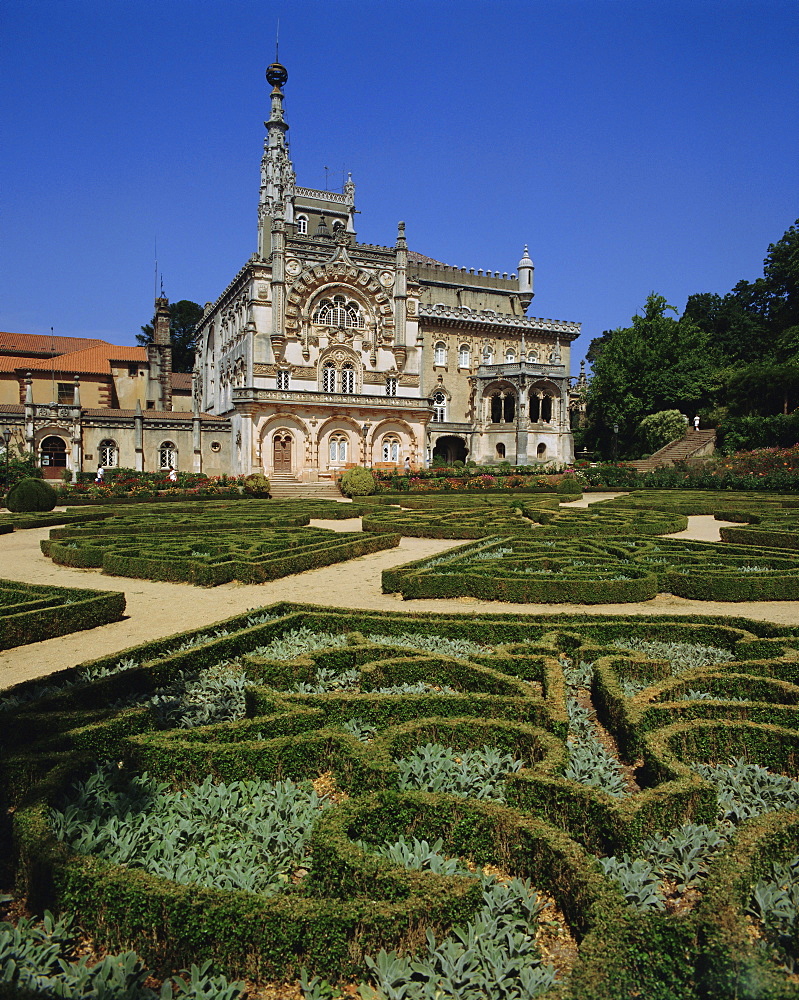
[134,400,144,471]
[70,376,82,483]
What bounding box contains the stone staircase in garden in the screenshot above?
[267,473,344,500]
[629,429,716,472]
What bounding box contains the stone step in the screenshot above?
[628,430,716,472]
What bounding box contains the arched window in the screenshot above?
[537,443,547,461]
[322,363,336,393]
[385,377,397,397]
[541,395,553,422]
[496,443,506,458]
[98,439,118,468]
[491,394,503,423]
[159,442,177,469]
[529,395,541,422]
[313,294,364,329]
[458,345,470,368]
[341,364,355,394]
[434,342,446,366]
[527,350,539,362]
[482,346,494,364]
[276,369,290,390]
[382,435,400,462]
[505,349,516,363]
[432,391,447,423]
[296,215,308,235]
[329,433,348,464]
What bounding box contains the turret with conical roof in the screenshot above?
[517,245,534,309]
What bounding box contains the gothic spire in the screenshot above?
[258,61,294,258]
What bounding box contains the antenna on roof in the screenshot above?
[275,19,279,62]
[324,166,329,190]
[160,273,165,298]
[154,237,158,303]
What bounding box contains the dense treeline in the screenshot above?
[584,220,799,458]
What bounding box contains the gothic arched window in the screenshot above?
[322,363,336,393]
[98,439,118,468]
[382,435,400,463]
[296,215,308,235]
[505,349,516,363]
[341,364,355,394]
[329,433,348,464]
[158,441,177,469]
[458,345,470,368]
[434,342,446,366]
[313,294,364,329]
[432,391,447,423]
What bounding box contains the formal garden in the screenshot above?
[3,486,799,996]
[4,601,799,998]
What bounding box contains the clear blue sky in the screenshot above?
[2,0,797,368]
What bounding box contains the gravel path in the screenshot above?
[2,500,798,690]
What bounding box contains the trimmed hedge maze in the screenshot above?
[384,534,799,603]
[38,500,395,586]
[0,579,125,650]
[4,604,799,997]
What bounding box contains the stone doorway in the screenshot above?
[40,435,67,479]
[273,433,293,473]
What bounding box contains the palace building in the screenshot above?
[195,60,582,483]
[1,61,583,482]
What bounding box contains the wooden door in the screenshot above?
[273,434,292,472]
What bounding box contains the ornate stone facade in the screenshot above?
[191,62,583,478]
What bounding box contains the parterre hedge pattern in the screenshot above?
[37,499,394,586]
[371,493,799,604]
[0,578,125,650]
[4,603,799,997]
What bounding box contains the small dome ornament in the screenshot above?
[266,62,288,88]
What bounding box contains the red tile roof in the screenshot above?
[0,332,107,355]
[171,372,193,391]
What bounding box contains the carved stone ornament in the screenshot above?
[407,300,417,315]
[258,284,270,299]
[285,259,302,277]
[379,270,394,288]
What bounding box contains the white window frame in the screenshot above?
[385,377,397,397]
[505,349,516,363]
[98,439,118,468]
[434,341,446,366]
[458,345,470,368]
[313,295,364,329]
[382,435,400,462]
[341,365,355,394]
[296,215,308,235]
[276,369,290,390]
[432,391,447,423]
[322,363,337,393]
[329,434,348,464]
[158,442,177,470]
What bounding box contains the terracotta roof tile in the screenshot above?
[0,332,107,354]
[171,372,193,391]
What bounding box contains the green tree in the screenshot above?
[137,300,204,373]
[585,294,715,458]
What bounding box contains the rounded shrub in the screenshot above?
[242,473,271,495]
[556,475,582,495]
[5,476,58,512]
[340,466,376,497]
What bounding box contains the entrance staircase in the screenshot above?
[629,429,716,472]
[268,473,344,500]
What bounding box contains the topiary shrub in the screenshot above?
[638,410,688,454]
[556,475,582,495]
[340,467,376,497]
[242,473,271,495]
[5,477,58,512]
